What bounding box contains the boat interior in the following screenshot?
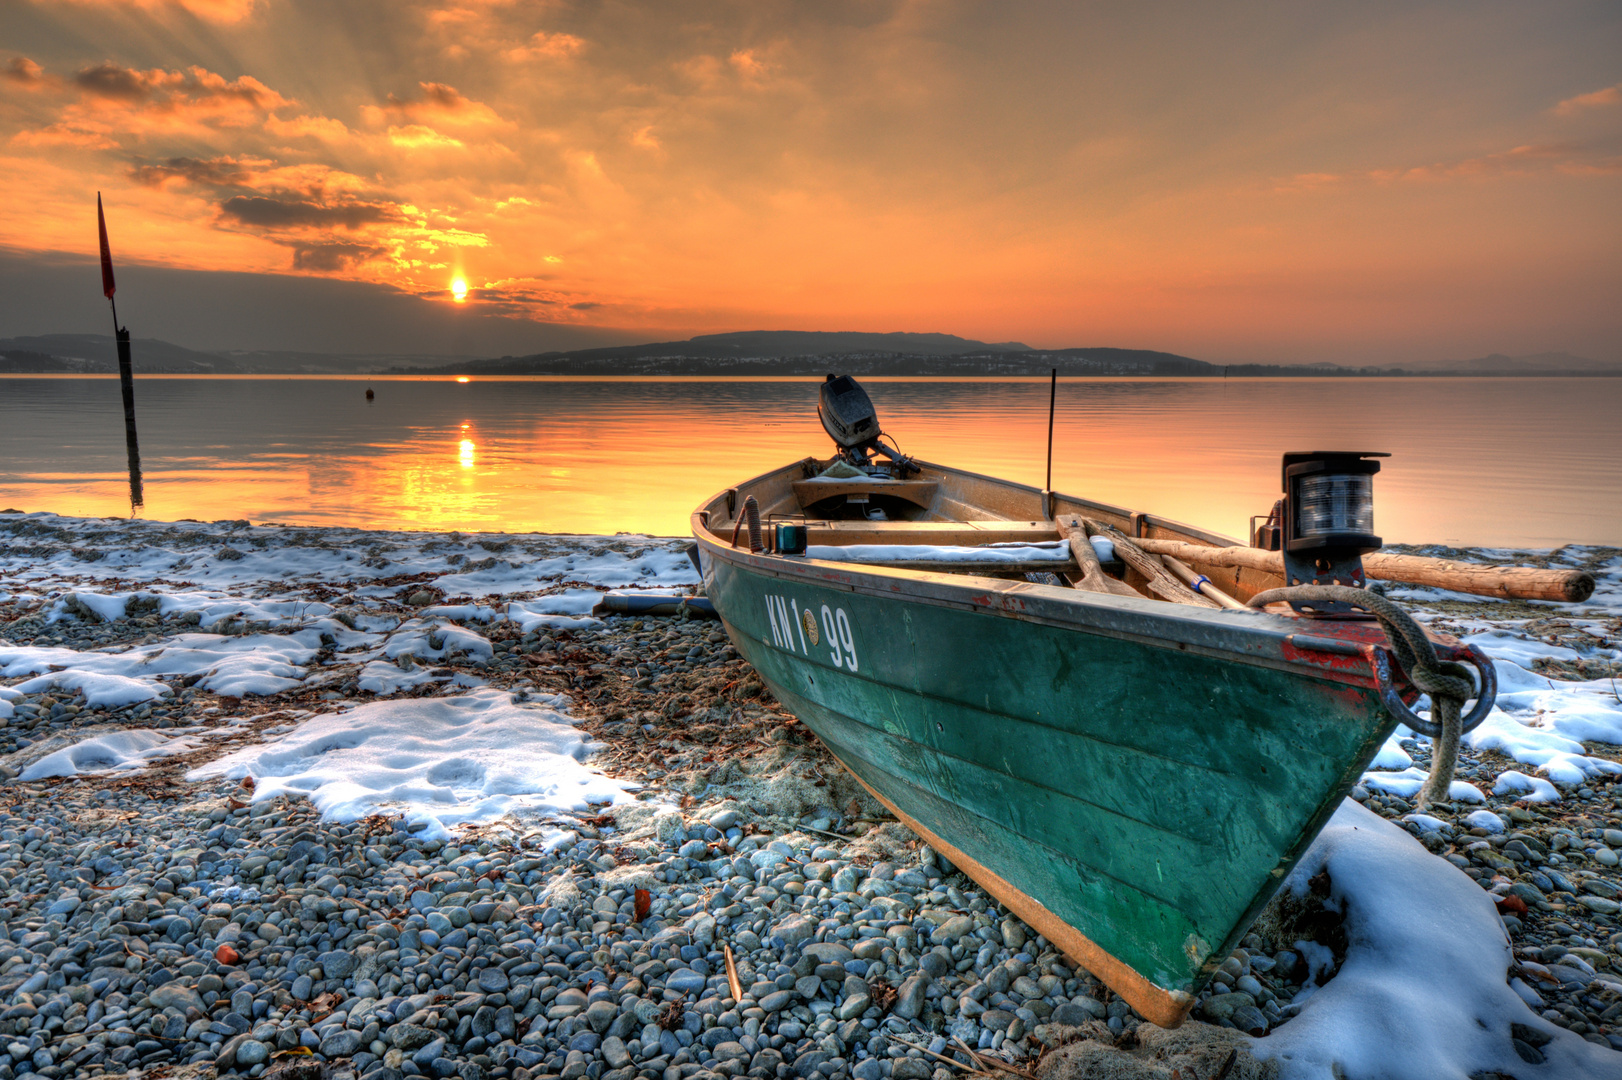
[694,454,1284,609]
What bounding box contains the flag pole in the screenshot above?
[98,193,143,511]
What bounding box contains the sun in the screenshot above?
[451,277,468,303]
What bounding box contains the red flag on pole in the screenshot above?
[97,192,116,299]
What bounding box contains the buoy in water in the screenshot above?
[365,388,374,400]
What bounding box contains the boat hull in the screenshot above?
[698,543,1395,1027]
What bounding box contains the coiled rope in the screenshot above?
[1248,584,1480,809]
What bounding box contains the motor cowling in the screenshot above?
[818,374,880,451]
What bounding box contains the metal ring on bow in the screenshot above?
[1366,642,1497,739]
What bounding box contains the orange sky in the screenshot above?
[1,0,1619,363]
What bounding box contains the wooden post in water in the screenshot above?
[98,193,143,510]
[1043,367,1056,518]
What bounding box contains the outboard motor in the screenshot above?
[817,374,918,475]
[819,375,880,450]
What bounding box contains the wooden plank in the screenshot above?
[1055,515,1141,598]
[1085,520,1221,608]
[804,521,1059,547]
[792,479,940,510]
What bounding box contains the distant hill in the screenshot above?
[409,331,1216,376]
[0,333,239,373]
[1448,352,1622,374]
[0,335,472,374]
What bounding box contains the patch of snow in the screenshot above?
[8,669,170,708]
[380,620,494,664]
[1462,628,1582,667]
[1253,800,1621,1080]
[1491,770,1562,803]
[506,589,608,632]
[1464,708,1622,786]
[1367,731,1412,771]
[1,631,319,700]
[19,729,197,780]
[1463,809,1507,833]
[1400,813,1449,833]
[1358,769,1485,803]
[355,661,449,697]
[419,604,499,623]
[189,689,631,841]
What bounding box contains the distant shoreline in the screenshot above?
[5,331,1617,378]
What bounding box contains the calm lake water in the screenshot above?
[1,376,1618,546]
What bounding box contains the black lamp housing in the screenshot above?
[1279,451,1388,596]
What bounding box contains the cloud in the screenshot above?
[44,0,259,22]
[1380,143,1578,181]
[264,113,352,142]
[8,124,118,149]
[4,57,47,88]
[630,125,663,155]
[1282,143,1614,190]
[367,82,504,128]
[290,240,388,272]
[729,49,771,80]
[72,62,287,110]
[128,155,269,188]
[219,195,400,230]
[1553,83,1622,117]
[502,31,585,63]
[4,61,296,147]
[388,125,465,149]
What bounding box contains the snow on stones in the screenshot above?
[189,688,632,840]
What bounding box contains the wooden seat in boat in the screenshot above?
[790,478,940,515]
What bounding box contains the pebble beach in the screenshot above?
[1,512,1621,1080]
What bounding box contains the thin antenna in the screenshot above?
[1044,367,1057,517]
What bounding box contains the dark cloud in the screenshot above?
[70,62,286,110]
[74,61,149,101]
[129,156,259,189]
[291,241,387,272]
[220,196,399,230]
[569,301,602,310]
[387,81,466,111]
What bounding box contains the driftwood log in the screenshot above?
[1055,516,1140,598]
[1131,538,1595,604]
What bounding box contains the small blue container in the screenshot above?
[775,522,808,556]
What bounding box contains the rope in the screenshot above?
[1248,584,1478,809]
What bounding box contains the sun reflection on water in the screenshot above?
[459,439,475,469]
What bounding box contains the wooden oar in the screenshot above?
[1162,554,1248,610]
[1084,520,1221,609]
[1129,537,1595,604]
[1055,515,1140,598]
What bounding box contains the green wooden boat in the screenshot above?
[689,385,1493,1027]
